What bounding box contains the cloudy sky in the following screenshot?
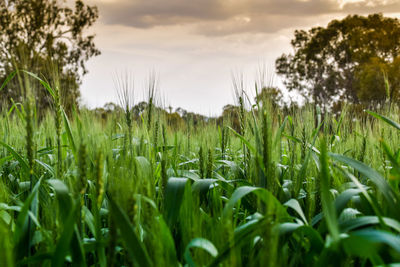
[80,0,400,116]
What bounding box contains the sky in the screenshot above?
[80,0,400,116]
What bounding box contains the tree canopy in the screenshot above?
[0,0,100,112]
[276,13,400,106]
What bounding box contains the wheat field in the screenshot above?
[1,72,400,266]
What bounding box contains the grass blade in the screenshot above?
[109,197,152,267]
[330,153,400,219]
[51,203,79,267]
[284,199,308,225]
[320,138,340,242]
[366,110,400,131]
[163,177,189,228]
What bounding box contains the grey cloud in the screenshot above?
[99,0,229,27]
[97,0,400,35]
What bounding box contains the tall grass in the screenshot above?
[2,70,400,266]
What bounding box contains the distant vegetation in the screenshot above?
[0,0,100,114]
[277,13,400,108]
[2,2,400,266]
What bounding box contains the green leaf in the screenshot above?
[184,238,218,267]
[366,110,400,131]
[82,206,96,237]
[343,229,400,260]
[17,252,53,266]
[208,217,267,267]
[135,156,152,178]
[330,153,400,219]
[164,177,190,228]
[69,228,87,267]
[8,99,26,122]
[0,71,16,92]
[222,186,287,221]
[227,127,266,173]
[14,179,41,261]
[61,108,77,159]
[192,179,218,195]
[274,116,288,147]
[284,199,308,225]
[22,70,55,99]
[35,159,55,177]
[0,141,30,174]
[296,121,323,195]
[340,216,400,233]
[51,203,79,267]
[380,141,400,176]
[109,197,152,267]
[47,179,73,221]
[278,222,301,235]
[320,138,340,242]
[0,210,11,225]
[335,188,363,216]
[155,215,178,266]
[277,223,324,253]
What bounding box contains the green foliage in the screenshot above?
[276,13,400,105]
[354,57,400,106]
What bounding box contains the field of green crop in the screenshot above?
[2,73,400,266]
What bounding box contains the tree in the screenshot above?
[0,0,100,112]
[355,56,400,107]
[276,14,400,106]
